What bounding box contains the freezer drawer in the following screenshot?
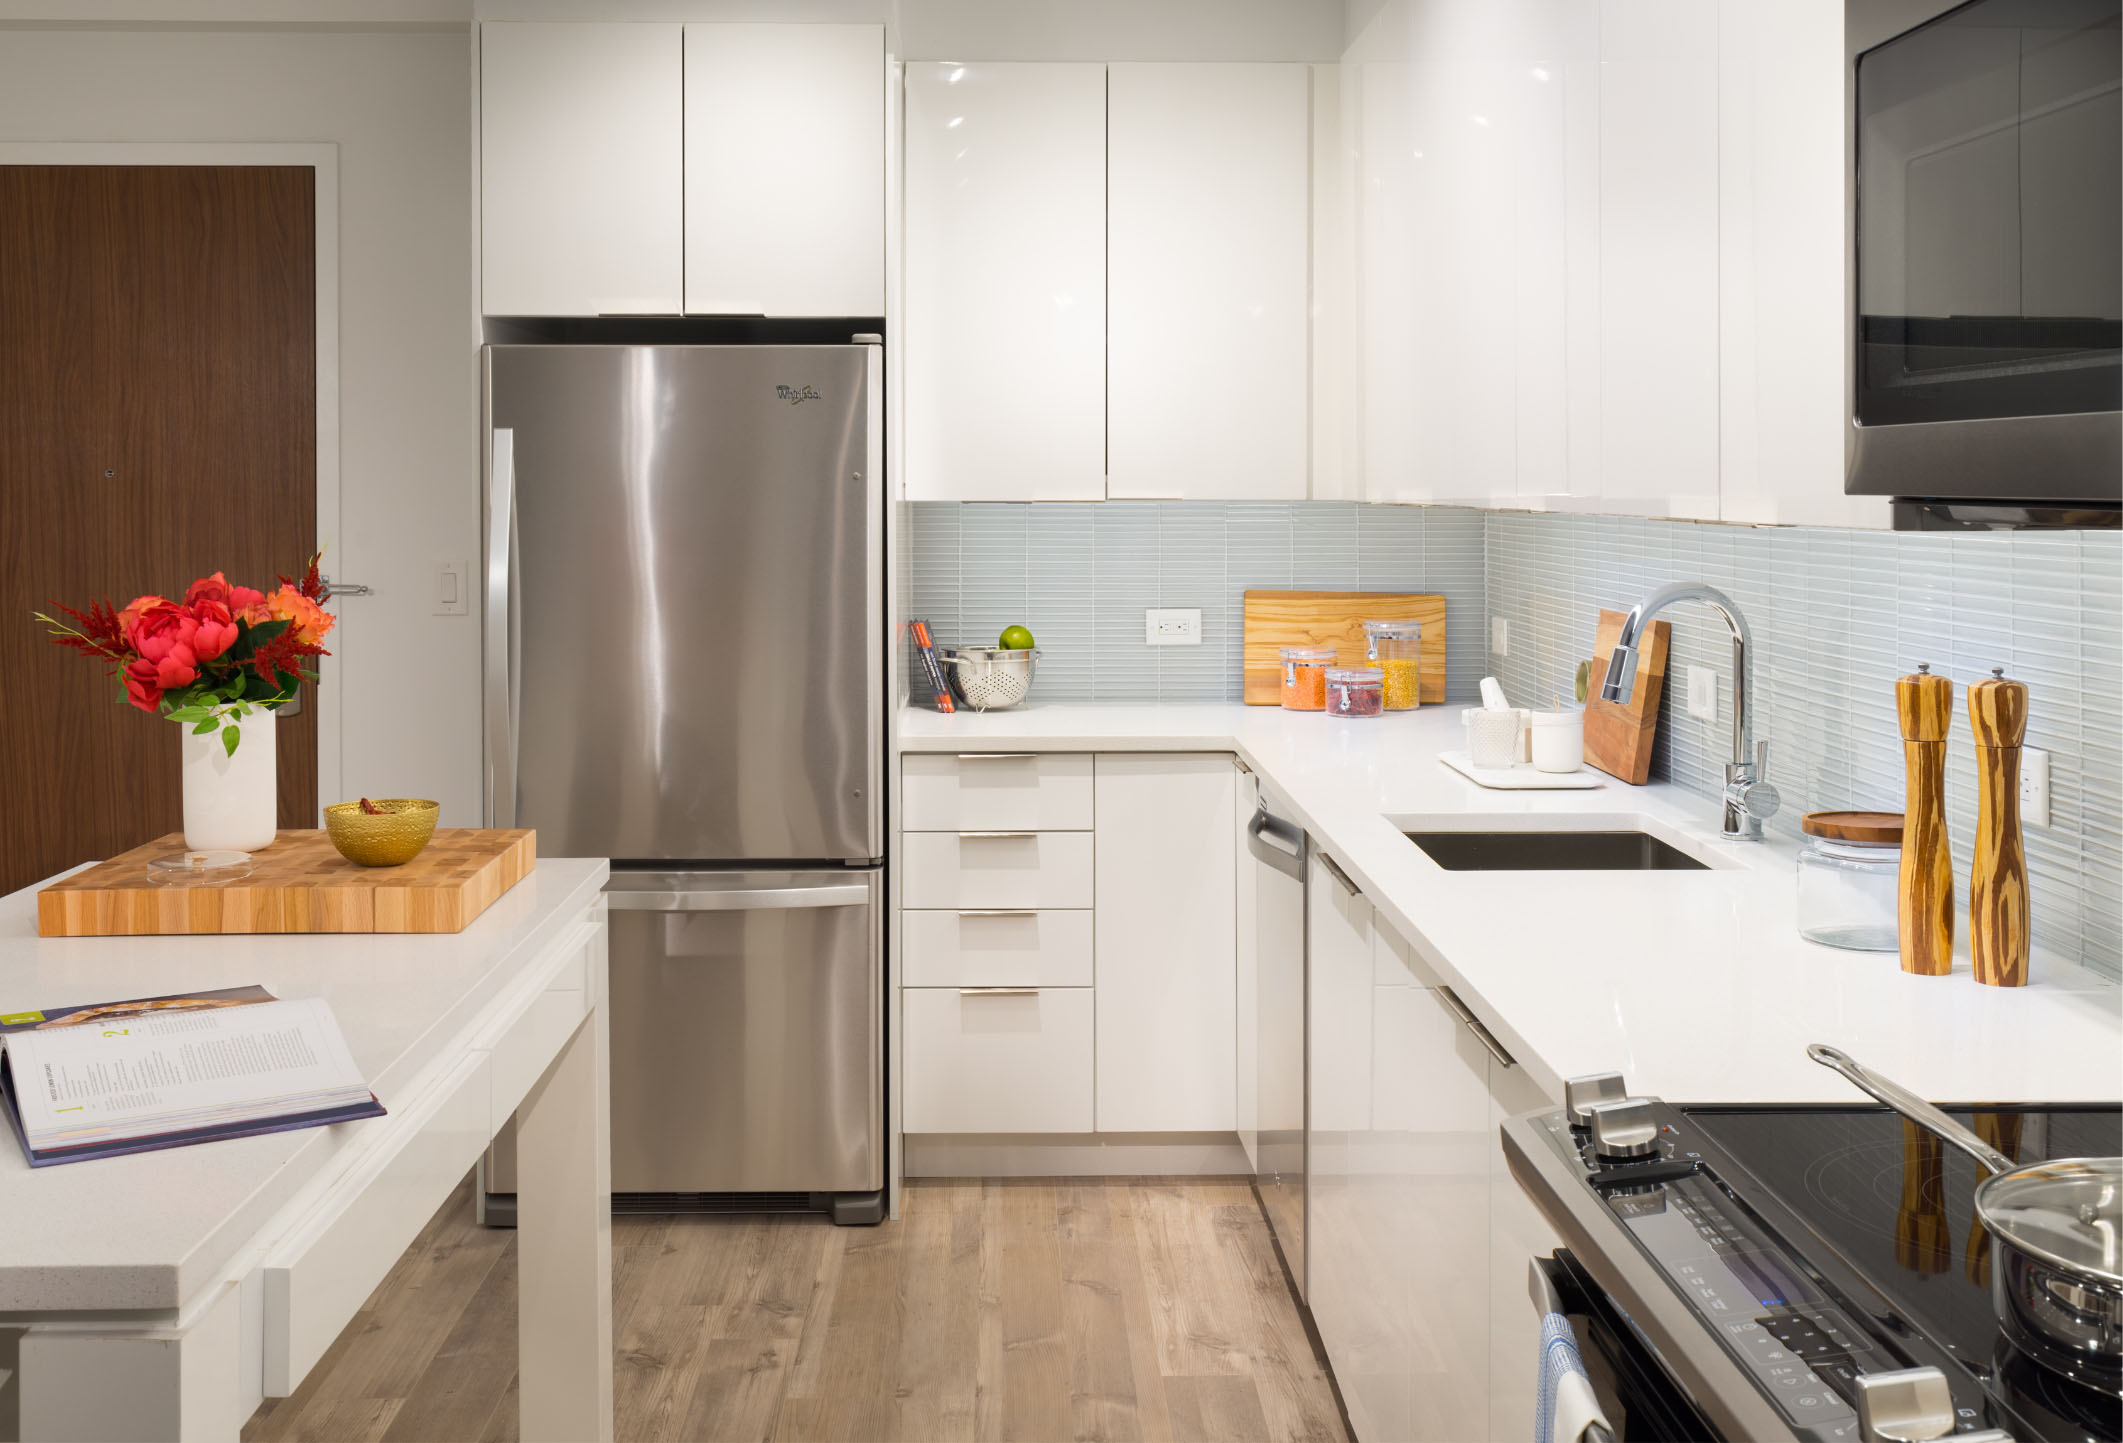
[605,869,882,1195]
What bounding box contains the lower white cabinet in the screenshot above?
[902,987,1093,1134]
[1307,850,1557,1443]
[1092,754,1237,1132]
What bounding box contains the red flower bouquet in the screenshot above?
[38,556,335,756]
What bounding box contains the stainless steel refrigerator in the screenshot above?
[481,342,885,1225]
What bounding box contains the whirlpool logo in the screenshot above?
[776,384,823,405]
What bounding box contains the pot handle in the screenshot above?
[1808,1044,2017,1176]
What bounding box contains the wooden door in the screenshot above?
[0,165,317,895]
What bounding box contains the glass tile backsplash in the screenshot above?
[904,501,1488,705]
[903,501,2119,980]
[1485,512,2121,982]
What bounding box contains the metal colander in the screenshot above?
[938,647,1039,711]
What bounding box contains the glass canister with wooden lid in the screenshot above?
[1796,811,1903,952]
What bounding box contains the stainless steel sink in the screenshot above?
[1406,830,1709,871]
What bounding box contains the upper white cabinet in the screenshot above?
[1092,755,1237,1133]
[904,63,1107,501]
[683,24,884,317]
[481,22,684,317]
[1106,64,1311,499]
[481,21,884,319]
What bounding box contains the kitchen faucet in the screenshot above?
[1600,582,1780,839]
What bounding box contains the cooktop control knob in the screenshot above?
[1853,1366,1955,1443]
[1586,1098,1660,1161]
[1564,1072,1627,1129]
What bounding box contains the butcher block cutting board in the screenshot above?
[1584,610,1672,785]
[1242,591,1447,704]
[37,829,536,937]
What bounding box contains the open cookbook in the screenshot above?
[0,985,385,1167]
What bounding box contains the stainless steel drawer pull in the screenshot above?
[1316,852,1358,896]
[957,830,1038,839]
[956,909,1038,917]
[1439,986,1516,1067]
[606,884,869,911]
[958,987,1038,997]
[954,752,1039,761]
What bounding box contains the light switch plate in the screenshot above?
[1145,608,1202,646]
[1687,666,1717,721]
[435,560,469,616]
[1491,617,1509,656]
[2021,746,2050,828]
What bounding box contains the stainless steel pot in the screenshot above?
[1809,1045,2123,1383]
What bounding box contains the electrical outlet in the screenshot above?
[434,560,468,616]
[1491,617,1509,656]
[1144,608,1202,646]
[2021,746,2051,828]
[1687,666,1717,721]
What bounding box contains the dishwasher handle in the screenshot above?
[1247,804,1307,880]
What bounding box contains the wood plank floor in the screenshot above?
[244,1175,1348,1443]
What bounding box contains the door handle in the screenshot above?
[956,909,1038,917]
[957,830,1038,840]
[954,753,1039,761]
[318,577,374,598]
[1439,986,1516,1068]
[1316,852,1358,897]
[958,987,1038,997]
[605,884,870,911]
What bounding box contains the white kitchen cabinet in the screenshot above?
[1106,64,1310,500]
[1092,755,1236,1133]
[1309,858,1498,1443]
[480,22,684,317]
[903,987,1093,1133]
[683,24,884,317]
[900,909,1093,989]
[1714,0,1886,528]
[1489,1061,1565,1443]
[900,752,1093,832]
[900,830,1094,911]
[904,63,1106,500]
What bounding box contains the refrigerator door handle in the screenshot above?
[484,425,516,829]
[605,883,871,912]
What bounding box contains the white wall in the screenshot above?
[0,26,484,823]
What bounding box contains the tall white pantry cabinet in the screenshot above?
[479,21,885,318]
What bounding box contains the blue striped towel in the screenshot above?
[1536,1310,1612,1443]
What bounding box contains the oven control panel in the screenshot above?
[1527,1105,1998,1443]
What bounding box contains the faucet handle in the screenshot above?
[1755,739,1770,779]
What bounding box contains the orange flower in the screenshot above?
[263,584,335,645]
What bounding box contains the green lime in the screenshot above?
[998,624,1035,651]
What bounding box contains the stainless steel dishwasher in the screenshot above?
[1245,780,1308,1294]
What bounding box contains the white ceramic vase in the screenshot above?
[180,708,277,851]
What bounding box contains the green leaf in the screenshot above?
[221,724,240,757]
[192,718,220,735]
[165,706,211,724]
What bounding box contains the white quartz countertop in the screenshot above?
[0,856,608,1312]
[901,704,2121,1107]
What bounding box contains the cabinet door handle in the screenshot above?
[1439,986,1516,1068]
[958,987,1038,997]
[1316,852,1358,897]
[956,909,1038,917]
[954,752,1038,761]
[958,830,1038,840]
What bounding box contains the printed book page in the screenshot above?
[3,996,369,1149]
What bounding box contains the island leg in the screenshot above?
[514,991,613,1443]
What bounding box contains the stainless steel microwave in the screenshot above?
[1848,0,2121,527]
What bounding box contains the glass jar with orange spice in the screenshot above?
[1362,619,1423,710]
[1279,646,1335,710]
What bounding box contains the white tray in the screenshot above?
[1439,750,1603,790]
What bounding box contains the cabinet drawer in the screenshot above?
[902,752,1093,831]
[903,987,1092,1132]
[901,909,1093,987]
[900,830,1094,910]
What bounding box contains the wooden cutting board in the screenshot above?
[1242,591,1447,704]
[37,829,537,937]
[1584,610,1672,785]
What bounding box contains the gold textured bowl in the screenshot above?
[324,799,441,867]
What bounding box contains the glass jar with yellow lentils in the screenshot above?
[1361,619,1423,710]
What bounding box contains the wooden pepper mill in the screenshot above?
[1896,663,1954,976]
[1968,667,2031,987]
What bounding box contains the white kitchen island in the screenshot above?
[0,856,612,1443]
